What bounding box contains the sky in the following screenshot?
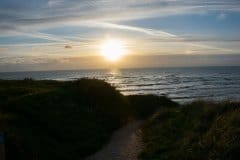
[0,0,240,71]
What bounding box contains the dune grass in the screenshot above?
[1,79,239,160]
[140,100,240,160]
[0,79,175,160]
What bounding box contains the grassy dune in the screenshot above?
[0,79,175,160]
[140,101,240,160]
[0,79,239,160]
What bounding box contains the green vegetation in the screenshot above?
[140,101,240,160]
[0,79,175,160]
[1,79,239,160]
[127,95,178,118]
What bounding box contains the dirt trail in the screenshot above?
[85,121,143,160]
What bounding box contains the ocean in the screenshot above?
[0,66,240,103]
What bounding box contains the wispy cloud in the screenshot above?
[0,56,26,64]
[0,1,239,42]
[0,0,240,70]
[1,0,240,35]
[94,22,177,38]
[64,45,72,49]
[48,0,65,7]
[217,13,227,20]
[0,47,8,52]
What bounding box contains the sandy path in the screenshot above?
[84,121,143,160]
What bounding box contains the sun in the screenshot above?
[100,39,125,62]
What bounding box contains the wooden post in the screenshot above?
[0,133,5,160]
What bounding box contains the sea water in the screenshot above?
[1,66,240,103]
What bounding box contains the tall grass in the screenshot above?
[0,79,175,160]
[0,79,128,159]
[2,79,238,160]
[140,100,240,160]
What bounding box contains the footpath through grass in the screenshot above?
[1,79,239,160]
[0,79,175,160]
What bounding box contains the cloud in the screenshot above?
[95,22,176,38]
[64,45,72,49]
[217,13,227,20]
[0,57,25,64]
[0,47,8,52]
[0,0,239,45]
[1,54,240,72]
[0,55,59,65]
[0,0,240,63]
[48,0,65,7]
[1,0,240,34]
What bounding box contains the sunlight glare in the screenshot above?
[100,39,125,62]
